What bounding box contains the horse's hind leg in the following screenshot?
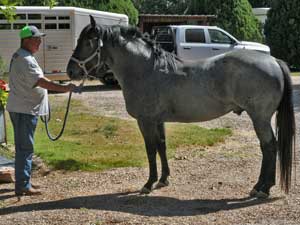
[137,119,159,194]
[155,122,170,189]
[250,117,277,198]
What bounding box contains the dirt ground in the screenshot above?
[0,77,299,225]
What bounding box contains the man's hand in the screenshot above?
[67,83,77,92]
[71,83,83,94]
[36,77,80,93]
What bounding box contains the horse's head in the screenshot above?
[67,16,104,80]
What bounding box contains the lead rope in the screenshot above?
[43,37,103,140]
[40,79,85,141]
[40,91,73,141]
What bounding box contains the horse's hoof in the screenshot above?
[249,189,269,199]
[256,191,269,199]
[249,189,258,197]
[140,187,151,194]
[155,180,169,189]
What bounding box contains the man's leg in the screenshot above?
[9,112,38,194]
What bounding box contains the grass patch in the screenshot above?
[0,144,14,159]
[5,99,231,171]
[291,72,300,76]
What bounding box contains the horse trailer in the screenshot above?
[0,6,128,83]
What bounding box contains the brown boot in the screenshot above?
[15,187,42,196]
[31,183,42,189]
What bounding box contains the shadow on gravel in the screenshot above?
[293,84,300,113]
[0,191,282,217]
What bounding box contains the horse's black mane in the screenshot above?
[101,25,181,73]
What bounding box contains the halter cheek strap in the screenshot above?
[70,38,104,82]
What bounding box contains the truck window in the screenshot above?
[208,29,233,44]
[185,29,205,43]
[152,27,175,53]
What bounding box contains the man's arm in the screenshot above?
[35,77,76,93]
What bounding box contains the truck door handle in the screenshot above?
[212,48,220,50]
[183,47,191,50]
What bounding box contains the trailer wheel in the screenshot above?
[99,72,118,86]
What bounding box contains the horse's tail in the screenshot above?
[276,59,296,194]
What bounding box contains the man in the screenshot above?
[7,25,77,196]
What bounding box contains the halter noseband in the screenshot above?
[70,38,104,80]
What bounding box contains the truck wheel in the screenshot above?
[99,72,118,86]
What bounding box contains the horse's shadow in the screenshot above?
[0,191,281,217]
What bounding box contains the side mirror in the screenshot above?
[231,40,238,45]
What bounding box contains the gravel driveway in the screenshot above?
[0,77,299,225]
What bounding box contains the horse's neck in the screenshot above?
[104,40,152,80]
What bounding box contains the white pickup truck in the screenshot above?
[151,25,270,60]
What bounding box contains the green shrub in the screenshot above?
[98,0,138,25]
[264,0,300,68]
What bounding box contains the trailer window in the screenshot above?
[15,14,26,20]
[29,23,42,29]
[0,24,11,30]
[59,23,70,29]
[45,23,57,29]
[59,16,70,20]
[13,23,26,30]
[28,14,41,20]
[45,16,57,20]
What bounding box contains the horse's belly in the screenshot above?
[165,101,232,123]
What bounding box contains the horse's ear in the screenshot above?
[90,15,96,28]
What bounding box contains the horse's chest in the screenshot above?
[122,87,162,118]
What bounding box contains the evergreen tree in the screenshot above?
[19,0,139,25]
[264,0,300,68]
[248,0,272,8]
[98,0,138,25]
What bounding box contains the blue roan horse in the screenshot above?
[67,16,295,198]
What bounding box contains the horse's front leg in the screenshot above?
[137,119,158,194]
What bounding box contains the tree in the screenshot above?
[19,0,139,25]
[132,0,187,14]
[0,0,22,22]
[186,0,263,42]
[264,0,300,68]
[98,0,138,25]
